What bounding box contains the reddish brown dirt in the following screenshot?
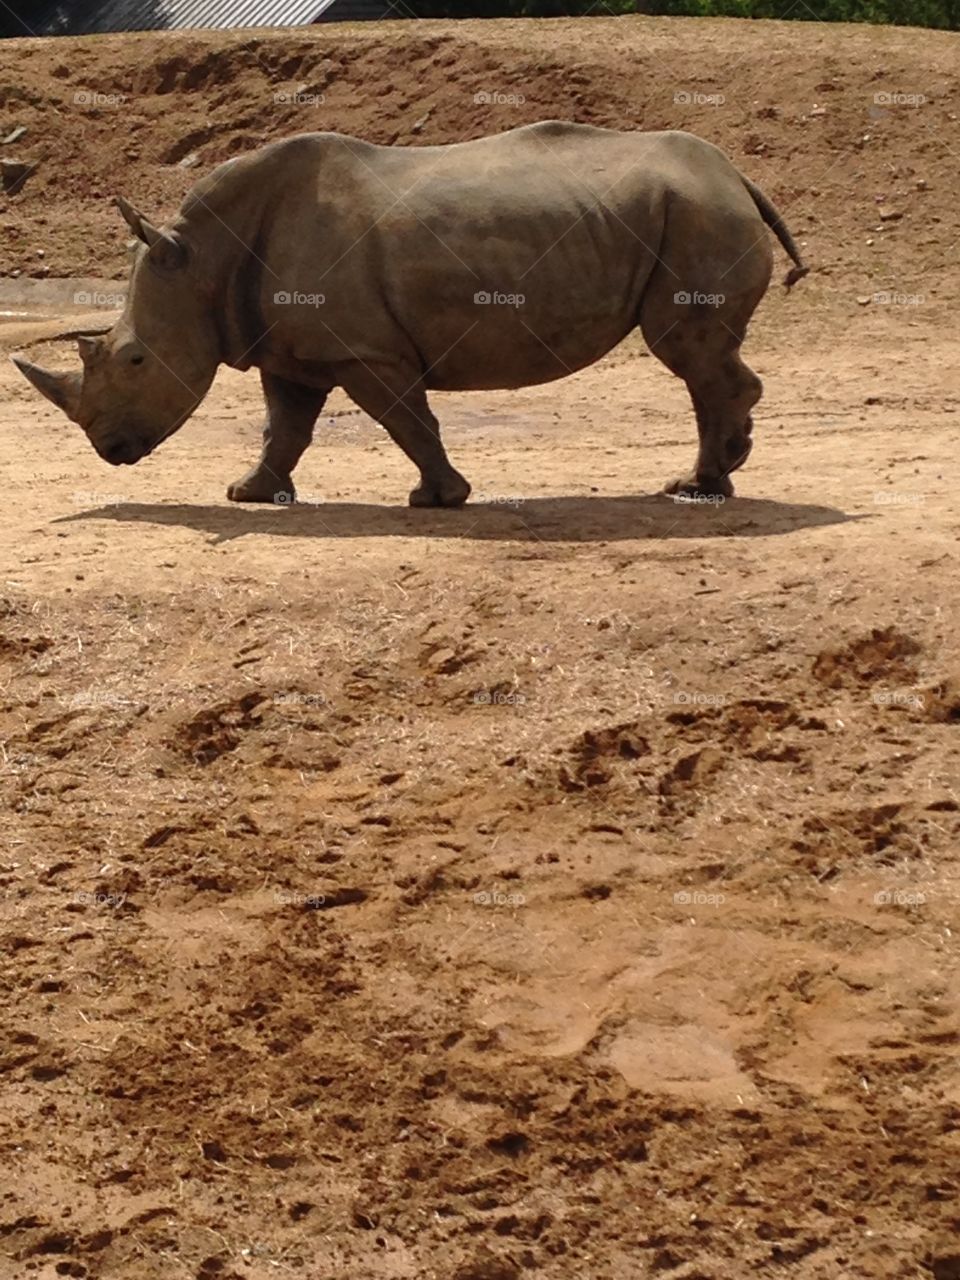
[1,15,959,1280]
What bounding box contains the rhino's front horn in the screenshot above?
[12,356,83,421]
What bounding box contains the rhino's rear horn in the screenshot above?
[116,195,186,271]
[77,335,104,365]
[116,195,152,244]
[12,356,83,421]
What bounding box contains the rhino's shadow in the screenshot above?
[58,494,859,543]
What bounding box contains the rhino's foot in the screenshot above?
[663,474,735,501]
[409,472,471,509]
[227,470,295,505]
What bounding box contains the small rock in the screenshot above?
[427,646,456,671]
[931,1253,960,1280]
[856,296,871,306]
[1,125,27,145]
[452,1249,521,1280]
[0,158,33,194]
[178,151,201,169]
[878,207,903,221]
[916,178,928,190]
[810,105,827,116]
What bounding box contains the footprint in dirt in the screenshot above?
[558,720,649,790]
[658,745,725,808]
[812,626,922,690]
[922,674,960,723]
[0,632,53,660]
[172,692,266,764]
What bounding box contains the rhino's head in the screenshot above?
[13,198,220,465]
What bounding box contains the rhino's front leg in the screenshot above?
[338,364,470,508]
[227,371,329,504]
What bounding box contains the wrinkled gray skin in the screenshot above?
[14,121,807,504]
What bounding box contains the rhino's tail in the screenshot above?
[741,175,810,290]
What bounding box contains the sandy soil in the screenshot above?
[1,14,959,1280]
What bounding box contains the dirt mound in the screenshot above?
[0,14,958,305]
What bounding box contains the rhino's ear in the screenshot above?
[116,196,187,271]
[145,229,187,273]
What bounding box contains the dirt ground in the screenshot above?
[1,14,959,1280]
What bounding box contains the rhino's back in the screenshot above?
[208,121,745,213]
[327,121,741,206]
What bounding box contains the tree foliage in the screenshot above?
[408,0,959,26]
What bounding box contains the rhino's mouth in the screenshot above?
[99,435,153,466]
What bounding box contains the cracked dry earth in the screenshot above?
[1,12,960,1280]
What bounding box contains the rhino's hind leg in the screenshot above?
[227,372,329,504]
[665,352,763,499]
[339,365,470,508]
[641,275,766,498]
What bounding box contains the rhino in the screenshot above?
[13,120,807,505]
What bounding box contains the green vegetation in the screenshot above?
[408,0,960,29]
